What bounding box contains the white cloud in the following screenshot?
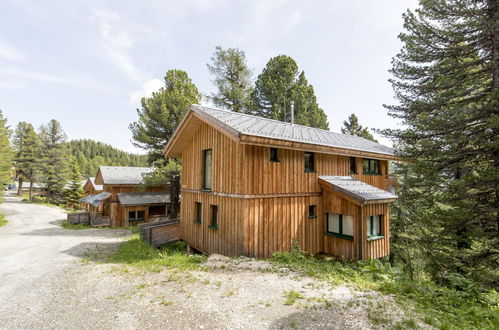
[129,78,164,105]
[0,41,28,62]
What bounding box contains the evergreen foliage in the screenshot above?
[207,46,253,112]
[38,120,69,203]
[0,110,13,189]
[64,156,85,210]
[341,113,378,142]
[68,139,147,178]
[250,55,329,129]
[129,69,201,162]
[12,122,40,200]
[385,0,499,287]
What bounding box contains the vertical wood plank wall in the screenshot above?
[363,204,390,259]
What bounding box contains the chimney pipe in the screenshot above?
[290,101,295,125]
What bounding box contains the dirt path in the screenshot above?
[0,191,424,329]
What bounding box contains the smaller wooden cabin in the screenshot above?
[83,177,103,195]
[81,166,170,227]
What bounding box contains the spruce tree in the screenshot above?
[12,122,40,200]
[250,55,329,129]
[341,113,377,142]
[385,0,499,286]
[39,120,69,204]
[64,157,84,210]
[207,46,253,112]
[0,110,13,190]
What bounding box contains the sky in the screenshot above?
[0,0,419,154]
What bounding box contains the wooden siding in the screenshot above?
[243,195,323,258]
[363,204,390,259]
[181,122,244,194]
[181,191,244,256]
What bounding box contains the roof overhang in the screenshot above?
[80,191,112,207]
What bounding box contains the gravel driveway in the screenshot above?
[0,191,424,329]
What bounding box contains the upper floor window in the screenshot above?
[269,148,279,162]
[363,158,380,175]
[326,213,354,240]
[309,205,317,218]
[203,149,212,190]
[367,215,383,239]
[194,202,202,224]
[209,204,218,229]
[349,157,357,174]
[304,152,315,172]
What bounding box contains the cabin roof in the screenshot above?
[319,176,398,205]
[117,192,170,206]
[95,166,153,185]
[80,191,112,207]
[85,177,103,191]
[164,105,397,159]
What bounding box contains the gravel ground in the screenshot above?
[0,191,427,329]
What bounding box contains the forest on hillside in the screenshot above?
[68,139,147,177]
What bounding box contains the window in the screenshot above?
[304,152,315,172]
[209,205,218,229]
[203,149,212,190]
[128,211,136,221]
[194,202,202,224]
[309,205,317,218]
[363,159,380,175]
[269,148,279,162]
[350,157,357,174]
[137,210,145,221]
[149,205,165,216]
[326,213,354,240]
[367,215,383,239]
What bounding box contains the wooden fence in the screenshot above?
[140,219,181,248]
[67,212,90,224]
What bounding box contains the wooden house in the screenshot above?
[163,105,400,260]
[83,177,103,195]
[81,166,170,227]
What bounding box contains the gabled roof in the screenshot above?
[94,166,153,185]
[84,177,103,192]
[319,176,398,205]
[117,192,170,206]
[80,191,112,207]
[164,104,398,160]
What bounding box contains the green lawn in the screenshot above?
[0,192,6,227]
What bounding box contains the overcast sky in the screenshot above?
[0,0,418,154]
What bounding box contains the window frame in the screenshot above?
[208,204,218,229]
[128,211,137,223]
[269,148,279,162]
[308,205,317,218]
[349,157,357,174]
[367,215,384,240]
[194,202,202,224]
[363,158,381,175]
[325,213,354,241]
[202,149,213,191]
[137,210,145,221]
[304,152,315,173]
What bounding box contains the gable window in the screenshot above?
[309,205,317,218]
[326,213,354,240]
[304,152,315,172]
[209,204,218,229]
[350,157,357,174]
[363,159,380,175]
[269,148,279,162]
[367,215,383,240]
[194,202,202,224]
[203,149,212,190]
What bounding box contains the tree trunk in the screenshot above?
[17,177,23,196]
[29,180,33,202]
[170,175,180,219]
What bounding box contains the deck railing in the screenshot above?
[140,218,180,248]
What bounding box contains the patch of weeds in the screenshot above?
[136,283,148,290]
[288,319,297,329]
[60,220,92,230]
[0,213,7,227]
[221,290,236,298]
[160,300,173,306]
[214,281,222,288]
[393,319,417,329]
[284,290,304,305]
[368,310,391,327]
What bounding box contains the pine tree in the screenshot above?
[385,0,499,286]
[39,120,69,204]
[129,69,201,161]
[341,113,377,142]
[64,157,84,210]
[250,55,329,129]
[207,46,253,112]
[12,122,40,200]
[0,110,13,189]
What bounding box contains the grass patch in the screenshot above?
[105,235,206,271]
[0,213,6,227]
[21,194,68,211]
[60,220,92,230]
[284,290,304,305]
[271,246,499,329]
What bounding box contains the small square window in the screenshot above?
[128,211,136,221]
[363,159,381,175]
[367,215,383,238]
[309,205,317,218]
[304,152,315,172]
[137,210,145,221]
[269,148,279,162]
